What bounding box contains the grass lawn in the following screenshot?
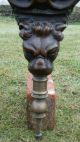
[0,17,80,142]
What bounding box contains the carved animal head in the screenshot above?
[19,22,66,76]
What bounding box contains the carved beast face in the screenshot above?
[19,22,66,76]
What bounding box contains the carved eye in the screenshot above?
[47,46,59,61]
[23,47,36,61]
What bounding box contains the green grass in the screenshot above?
[0,16,80,142]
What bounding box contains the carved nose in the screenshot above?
[35,58,45,68]
[36,48,47,57]
[37,55,45,59]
